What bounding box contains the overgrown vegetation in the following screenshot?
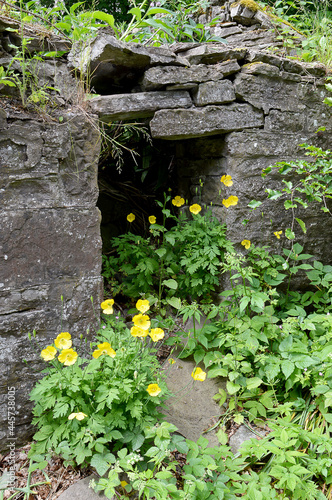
[2,0,332,498]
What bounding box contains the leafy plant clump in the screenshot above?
[103,194,233,310]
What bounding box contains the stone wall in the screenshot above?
[0,108,103,448]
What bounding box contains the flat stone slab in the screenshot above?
[229,425,266,454]
[142,60,241,90]
[57,474,111,500]
[150,103,264,140]
[162,352,226,447]
[89,91,192,121]
[178,45,247,65]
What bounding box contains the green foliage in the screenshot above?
[103,195,233,308]
[28,314,167,468]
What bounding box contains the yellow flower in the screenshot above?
[172,196,185,207]
[101,299,114,315]
[189,204,202,215]
[220,174,233,187]
[146,384,162,397]
[131,326,149,338]
[58,348,78,366]
[133,314,150,330]
[120,481,128,488]
[127,213,135,222]
[274,231,282,239]
[136,299,150,313]
[68,412,87,421]
[148,215,156,224]
[222,195,238,208]
[169,358,176,365]
[92,342,116,359]
[191,367,206,382]
[54,332,72,350]
[41,346,57,361]
[149,328,164,342]
[241,239,251,250]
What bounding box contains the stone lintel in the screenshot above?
[150,103,264,140]
[89,91,192,122]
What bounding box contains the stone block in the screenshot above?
[179,44,247,65]
[193,79,236,106]
[234,72,307,112]
[0,208,102,290]
[265,109,306,132]
[242,61,280,77]
[150,103,264,140]
[141,60,241,90]
[88,91,192,121]
[245,49,283,68]
[210,25,243,38]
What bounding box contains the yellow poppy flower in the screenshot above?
[189,204,202,215]
[58,348,78,366]
[136,299,150,313]
[274,231,282,239]
[241,239,251,250]
[92,342,116,359]
[149,328,164,342]
[68,412,87,421]
[172,196,185,207]
[222,196,238,208]
[146,384,162,397]
[148,215,156,224]
[130,326,149,337]
[133,314,151,330]
[40,346,57,361]
[54,332,72,350]
[220,174,233,186]
[169,358,176,365]
[191,367,206,381]
[127,213,135,222]
[101,299,114,315]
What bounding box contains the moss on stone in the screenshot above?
[231,0,260,12]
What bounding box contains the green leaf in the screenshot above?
[295,218,306,234]
[248,200,262,209]
[91,453,115,476]
[162,279,178,290]
[285,228,295,240]
[226,380,241,394]
[166,296,181,309]
[246,377,263,390]
[128,6,142,20]
[208,367,228,378]
[155,247,166,258]
[281,360,295,379]
[216,428,228,445]
[92,11,115,28]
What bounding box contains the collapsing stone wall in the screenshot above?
[1,0,332,449]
